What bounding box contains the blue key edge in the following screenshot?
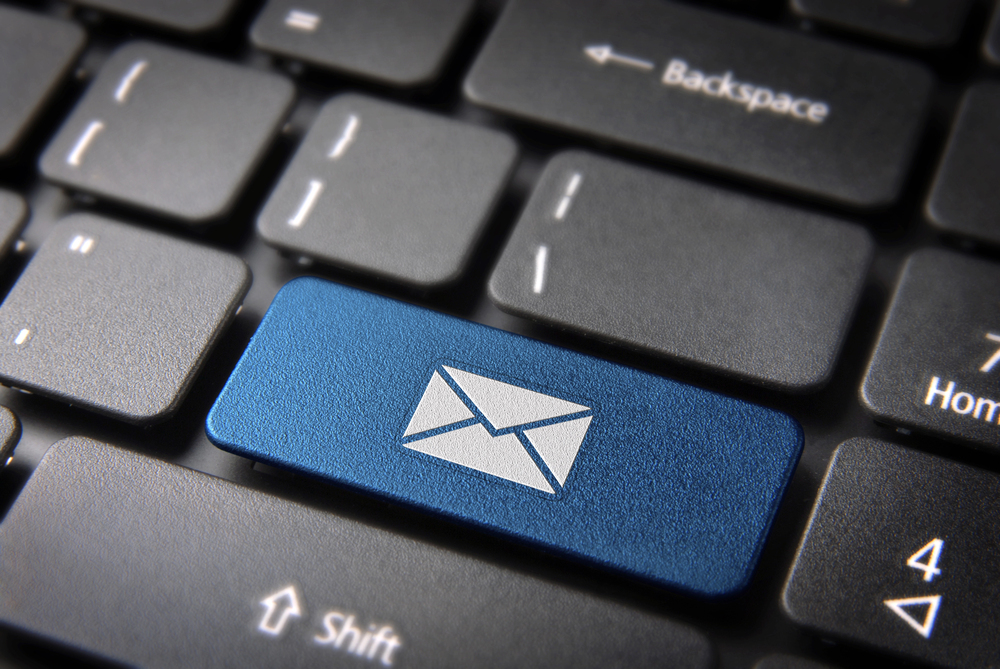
[206,277,804,597]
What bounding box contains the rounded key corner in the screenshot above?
[62,17,89,46]
[168,195,245,226]
[263,69,298,104]
[96,6,236,35]
[0,405,22,459]
[922,192,948,232]
[461,75,494,109]
[696,567,758,601]
[778,579,809,627]
[117,394,185,427]
[204,409,235,448]
[479,132,520,182]
[780,415,806,453]
[410,264,469,290]
[221,256,254,296]
[484,277,531,321]
[787,0,811,17]
[775,368,836,396]
[274,275,327,303]
[37,149,69,184]
[104,39,162,62]
[176,12,238,35]
[376,62,446,90]
[986,42,1000,68]
[857,374,888,420]
[837,182,904,212]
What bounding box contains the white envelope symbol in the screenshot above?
[402,365,592,494]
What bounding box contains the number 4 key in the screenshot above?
[906,538,944,582]
[783,438,1000,668]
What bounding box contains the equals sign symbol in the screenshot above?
[285,9,321,32]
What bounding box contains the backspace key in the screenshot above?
[464,0,933,207]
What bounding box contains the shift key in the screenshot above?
[0,437,714,668]
[465,0,932,208]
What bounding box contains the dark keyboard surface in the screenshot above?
[1,1,999,668]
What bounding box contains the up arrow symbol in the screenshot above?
[258,585,303,636]
[583,44,654,71]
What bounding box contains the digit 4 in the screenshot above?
[907,538,944,582]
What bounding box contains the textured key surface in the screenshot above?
[489,151,873,392]
[0,214,250,424]
[464,0,932,207]
[861,249,1000,449]
[0,190,28,259]
[251,0,475,86]
[40,41,294,223]
[0,6,85,158]
[926,84,1000,245]
[0,437,714,669]
[72,0,237,33]
[208,278,803,596]
[783,438,1000,668]
[258,94,515,286]
[790,0,973,47]
[0,406,20,464]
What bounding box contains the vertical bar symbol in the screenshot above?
[14,329,30,346]
[328,115,360,160]
[554,173,582,220]
[66,121,105,167]
[114,60,149,103]
[288,179,324,228]
[533,245,549,294]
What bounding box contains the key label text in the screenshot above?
[662,59,829,124]
[924,376,1000,424]
[314,611,403,666]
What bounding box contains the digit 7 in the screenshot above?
[979,333,1000,372]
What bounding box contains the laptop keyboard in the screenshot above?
[0,1,997,667]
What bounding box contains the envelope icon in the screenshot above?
[402,365,592,494]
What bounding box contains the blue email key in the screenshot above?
[207,278,803,596]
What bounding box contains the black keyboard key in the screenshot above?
[926,84,1000,245]
[40,41,294,224]
[0,6,85,159]
[0,406,20,465]
[257,94,515,287]
[0,437,715,668]
[783,438,1000,668]
[464,0,933,208]
[985,1,1000,66]
[0,190,28,258]
[251,0,476,87]
[0,214,250,424]
[790,0,973,47]
[72,0,238,33]
[489,151,873,391]
[861,249,1000,449]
